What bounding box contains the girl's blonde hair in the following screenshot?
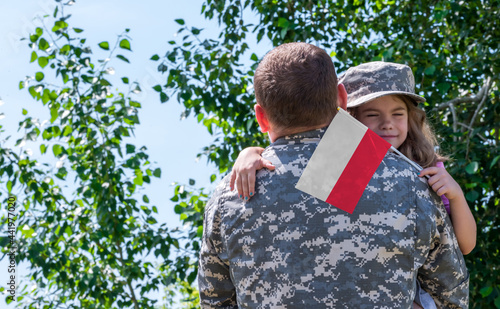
[350,95,446,168]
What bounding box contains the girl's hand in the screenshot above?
[418,166,463,201]
[230,147,274,200]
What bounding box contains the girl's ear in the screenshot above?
[337,83,348,110]
[254,103,270,133]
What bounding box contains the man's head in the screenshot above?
[253,42,347,141]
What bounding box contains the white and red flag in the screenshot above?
[295,108,392,214]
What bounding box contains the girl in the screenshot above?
[229,61,476,308]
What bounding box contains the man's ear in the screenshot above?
[254,103,270,133]
[337,83,348,110]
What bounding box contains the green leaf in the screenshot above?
[192,27,201,35]
[40,144,47,154]
[122,77,129,84]
[479,286,493,297]
[65,225,72,236]
[60,44,71,55]
[465,162,479,174]
[160,92,168,103]
[437,82,450,95]
[38,57,49,68]
[187,271,197,284]
[494,296,500,308]
[98,41,110,50]
[278,17,289,29]
[38,38,50,50]
[143,195,150,203]
[490,155,500,168]
[126,144,136,154]
[73,28,84,33]
[116,54,130,63]
[62,125,72,136]
[150,54,160,61]
[465,190,479,202]
[246,118,254,132]
[153,168,161,178]
[30,51,38,63]
[50,106,58,123]
[210,174,216,183]
[22,108,28,115]
[52,20,68,32]
[21,225,35,238]
[119,39,131,50]
[174,204,183,214]
[146,217,157,224]
[28,86,38,99]
[52,144,63,157]
[189,178,195,186]
[35,72,45,82]
[175,19,185,25]
[134,169,143,186]
[424,65,436,76]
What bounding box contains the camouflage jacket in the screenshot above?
[198,128,469,309]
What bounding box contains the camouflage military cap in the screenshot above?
[339,61,426,108]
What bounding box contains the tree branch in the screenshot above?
[434,77,492,111]
[466,78,492,158]
[118,243,140,309]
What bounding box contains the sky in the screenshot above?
[0,0,270,306]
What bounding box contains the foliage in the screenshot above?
[0,3,193,308]
[157,0,499,308]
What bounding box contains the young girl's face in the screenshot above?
[356,95,409,149]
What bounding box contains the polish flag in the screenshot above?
[295,108,392,214]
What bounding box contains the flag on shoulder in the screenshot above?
[295,108,391,214]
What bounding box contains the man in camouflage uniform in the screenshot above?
[198,42,469,308]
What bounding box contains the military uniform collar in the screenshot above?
[271,127,328,146]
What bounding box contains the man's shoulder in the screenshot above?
[205,175,234,212]
[366,152,441,213]
[377,153,426,184]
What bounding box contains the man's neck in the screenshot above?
[268,122,330,142]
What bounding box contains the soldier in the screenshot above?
[198,42,469,308]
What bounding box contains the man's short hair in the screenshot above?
[254,42,339,132]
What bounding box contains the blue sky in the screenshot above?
[0,0,271,306]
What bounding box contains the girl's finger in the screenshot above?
[235,173,244,199]
[418,167,438,177]
[431,179,447,196]
[229,171,236,191]
[435,186,449,197]
[262,158,275,170]
[241,174,250,200]
[248,171,256,199]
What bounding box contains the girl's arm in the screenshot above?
[419,167,477,255]
[229,147,274,200]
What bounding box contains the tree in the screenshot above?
[157,0,499,308]
[0,2,199,308]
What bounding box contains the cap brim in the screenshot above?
[347,91,426,108]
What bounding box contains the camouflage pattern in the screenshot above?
[339,61,426,108]
[198,128,469,309]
